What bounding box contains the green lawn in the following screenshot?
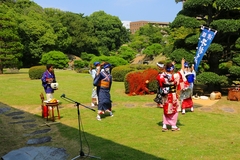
[1,69,240,160]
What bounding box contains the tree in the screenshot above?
[60,12,99,56]
[117,46,136,62]
[137,24,163,44]
[170,0,240,75]
[129,35,150,53]
[44,8,72,53]
[14,0,58,67]
[0,4,23,73]
[88,11,130,55]
[143,43,163,59]
[40,51,69,69]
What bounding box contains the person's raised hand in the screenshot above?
[181,58,185,65]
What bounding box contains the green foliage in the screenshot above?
[111,65,135,82]
[170,15,201,28]
[128,35,150,52]
[44,8,72,53]
[74,60,87,68]
[0,4,23,73]
[137,24,163,44]
[88,11,130,51]
[148,80,159,93]
[235,37,240,49]
[232,54,240,66]
[171,0,240,75]
[208,43,223,53]
[90,55,128,68]
[229,66,240,77]
[197,72,228,85]
[162,44,174,55]
[168,48,195,63]
[215,0,240,10]
[211,19,240,33]
[80,52,96,61]
[185,34,199,46]
[28,65,45,79]
[60,12,99,56]
[219,61,232,75]
[143,43,163,58]
[117,46,136,62]
[73,60,89,73]
[112,64,157,82]
[40,51,69,69]
[171,27,199,40]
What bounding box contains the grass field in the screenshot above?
[1,69,240,160]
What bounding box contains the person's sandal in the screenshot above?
[172,128,180,131]
[162,128,168,132]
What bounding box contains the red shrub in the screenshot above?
[126,69,159,96]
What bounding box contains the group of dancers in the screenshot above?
[89,58,196,126]
[156,58,196,132]
[41,59,195,128]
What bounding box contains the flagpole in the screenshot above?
[200,25,217,33]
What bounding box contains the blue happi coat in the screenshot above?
[93,70,112,111]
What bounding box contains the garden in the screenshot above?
[1,69,240,160]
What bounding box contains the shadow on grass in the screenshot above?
[157,119,184,129]
[0,102,166,160]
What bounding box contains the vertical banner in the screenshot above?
[194,26,217,72]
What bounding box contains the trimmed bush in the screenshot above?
[111,65,135,82]
[29,65,46,80]
[40,51,69,69]
[196,72,229,93]
[124,68,159,95]
[112,64,157,82]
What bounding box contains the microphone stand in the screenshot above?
[61,94,101,159]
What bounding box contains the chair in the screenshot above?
[40,93,61,122]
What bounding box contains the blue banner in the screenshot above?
[194,27,217,71]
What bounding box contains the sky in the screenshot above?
[32,0,183,22]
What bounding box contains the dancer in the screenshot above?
[157,58,186,132]
[180,62,195,114]
[93,63,113,121]
[155,62,165,108]
[89,62,101,107]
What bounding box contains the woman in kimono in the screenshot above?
[93,63,113,121]
[157,58,186,132]
[41,64,57,101]
[89,62,101,107]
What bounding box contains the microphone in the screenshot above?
[60,94,65,98]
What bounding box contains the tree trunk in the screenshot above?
[209,52,219,74]
[0,62,3,74]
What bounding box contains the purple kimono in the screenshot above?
[41,70,56,94]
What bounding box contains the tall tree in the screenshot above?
[15,0,58,67]
[88,11,130,55]
[44,8,72,53]
[170,0,240,74]
[60,12,98,56]
[0,4,23,73]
